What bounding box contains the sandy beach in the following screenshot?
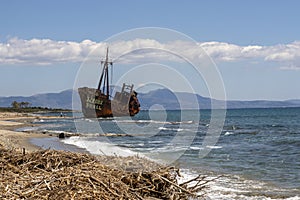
[0,112,52,152]
[0,112,204,199]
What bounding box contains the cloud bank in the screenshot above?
[0,37,300,70]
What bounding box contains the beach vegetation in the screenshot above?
[0,101,71,113]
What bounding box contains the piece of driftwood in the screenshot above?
[0,145,215,199]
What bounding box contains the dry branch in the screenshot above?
[0,144,214,199]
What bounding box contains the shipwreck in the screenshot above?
[78,48,140,118]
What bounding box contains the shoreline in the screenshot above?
[0,112,206,199]
[0,112,92,155]
[0,111,163,169]
[0,112,52,152]
[2,112,298,199]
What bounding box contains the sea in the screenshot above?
[24,107,299,199]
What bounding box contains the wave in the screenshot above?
[61,136,139,157]
[178,169,300,200]
[44,131,132,138]
[33,118,72,123]
[113,119,195,125]
[16,126,40,132]
[206,145,223,149]
[223,130,259,136]
[189,146,202,150]
[75,132,132,137]
[158,127,185,132]
[224,131,235,136]
[33,119,45,123]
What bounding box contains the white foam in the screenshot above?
[114,119,167,124]
[84,118,94,122]
[184,120,194,124]
[17,126,40,132]
[178,169,299,200]
[224,131,234,136]
[206,145,222,149]
[189,146,202,150]
[60,136,298,200]
[33,119,44,123]
[44,130,75,135]
[114,119,195,125]
[148,140,163,144]
[62,136,138,157]
[158,127,187,132]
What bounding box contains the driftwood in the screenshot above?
[0,144,214,199]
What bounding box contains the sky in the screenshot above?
[0,0,300,100]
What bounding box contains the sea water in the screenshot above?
[29,108,300,199]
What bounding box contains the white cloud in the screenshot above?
[0,38,100,65]
[280,64,300,71]
[199,41,242,61]
[1,37,300,70]
[264,42,300,63]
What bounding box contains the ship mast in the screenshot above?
[97,47,113,99]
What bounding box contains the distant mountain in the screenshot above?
[0,90,77,109]
[285,99,300,105]
[1,88,300,110]
[139,89,212,110]
[226,99,299,109]
[140,89,300,109]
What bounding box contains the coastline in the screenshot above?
[0,112,51,152]
[0,112,206,199]
[2,111,298,199]
[0,112,167,172]
[0,112,166,171]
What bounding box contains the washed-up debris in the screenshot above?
[0,145,213,199]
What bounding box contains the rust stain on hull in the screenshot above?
[78,48,140,118]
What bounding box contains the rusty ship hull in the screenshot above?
[78,85,139,118]
[78,48,140,118]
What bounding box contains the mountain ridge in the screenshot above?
[1,88,300,110]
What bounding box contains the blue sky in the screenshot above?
[0,0,300,100]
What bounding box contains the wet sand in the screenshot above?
[0,112,163,170]
[0,112,57,152]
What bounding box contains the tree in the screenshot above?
[20,102,30,108]
[24,102,30,108]
[11,101,20,109]
[20,102,25,108]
